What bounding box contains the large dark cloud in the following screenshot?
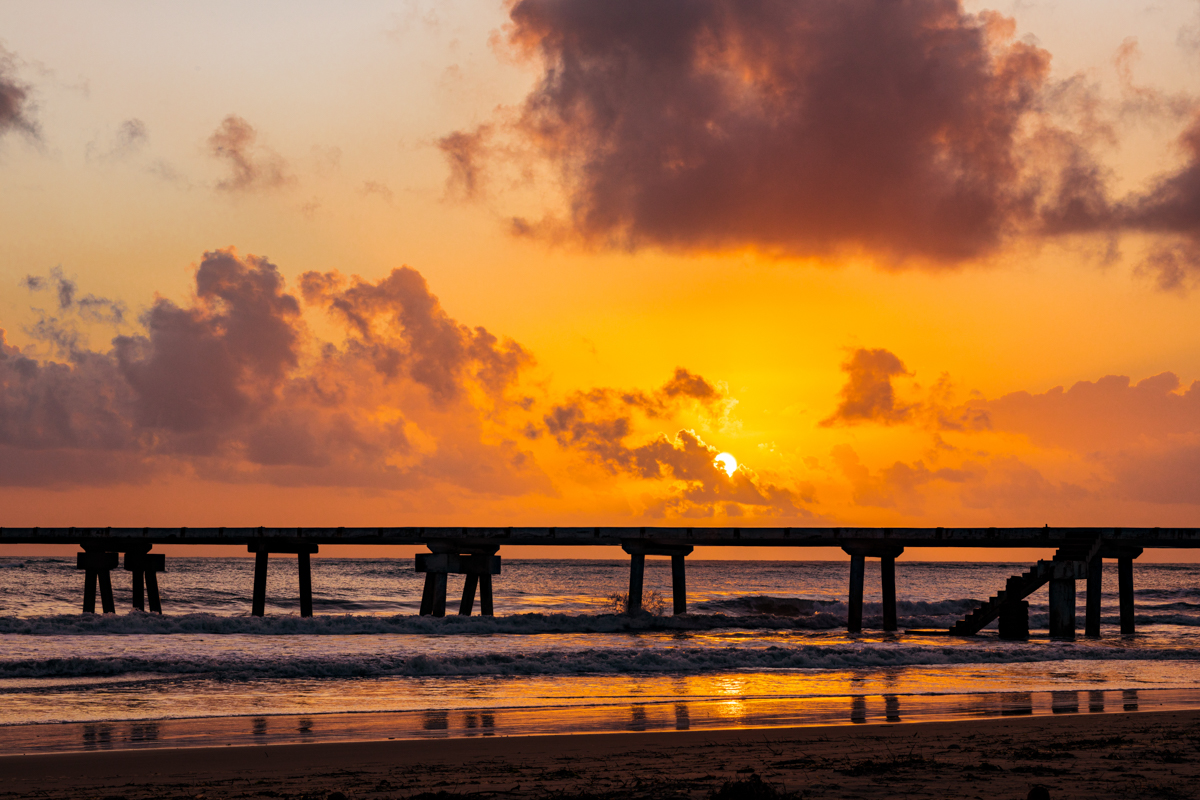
[443,0,1200,284]
[0,250,544,491]
[461,0,1112,265]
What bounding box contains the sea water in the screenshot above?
[2,556,1199,751]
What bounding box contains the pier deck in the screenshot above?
[3,525,1199,548]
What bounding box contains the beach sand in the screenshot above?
[1,710,1198,799]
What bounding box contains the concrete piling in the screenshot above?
[1048,577,1076,640]
[842,544,904,633]
[998,600,1029,640]
[627,553,645,614]
[247,541,319,617]
[76,548,119,614]
[1119,555,1136,634]
[881,554,897,632]
[1085,556,1102,638]
[671,554,687,615]
[847,554,866,633]
[620,542,693,615]
[415,544,501,617]
[123,548,165,613]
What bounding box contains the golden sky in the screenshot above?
[1,1,1199,558]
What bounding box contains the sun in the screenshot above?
[713,452,737,477]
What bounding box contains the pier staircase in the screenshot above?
[947,535,1102,636]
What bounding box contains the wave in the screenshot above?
[693,595,980,618]
[0,611,857,636]
[4,642,1200,682]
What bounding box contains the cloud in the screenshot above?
[1118,113,1200,289]
[451,0,1118,266]
[0,250,545,493]
[820,348,913,426]
[86,119,148,163]
[437,125,491,200]
[299,266,532,406]
[542,371,806,517]
[831,444,977,510]
[23,267,125,325]
[971,372,1200,452]
[0,45,37,139]
[359,181,394,204]
[825,347,1200,510]
[207,115,292,192]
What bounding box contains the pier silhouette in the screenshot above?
[3,525,1195,638]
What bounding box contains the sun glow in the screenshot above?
[713,452,737,477]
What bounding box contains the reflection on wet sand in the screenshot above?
[1001,692,1033,716]
[463,711,495,736]
[130,722,159,743]
[675,703,690,731]
[41,687,1198,756]
[884,695,901,723]
[1052,691,1080,714]
[81,723,113,750]
[629,704,648,732]
[850,695,867,724]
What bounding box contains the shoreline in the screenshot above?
[2,709,1198,799]
[4,686,1200,758]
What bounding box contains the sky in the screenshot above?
[1,1,1199,560]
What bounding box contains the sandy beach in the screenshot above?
[1,709,1197,800]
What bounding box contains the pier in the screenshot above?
[4,526,1198,638]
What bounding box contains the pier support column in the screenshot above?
[1048,577,1076,640]
[620,542,694,615]
[459,575,478,616]
[842,544,905,633]
[1100,545,1142,636]
[416,544,501,617]
[252,551,269,617]
[998,600,1030,641]
[247,541,319,617]
[847,554,865,633]
[123,547,165,613]
[671,554,687,615]
[627,553,645,614]
[1085,556,1102,638]
[76,546,118,614]
[880,555,897,632]
[1119,555,1137,635]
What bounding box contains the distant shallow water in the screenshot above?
[1,557,1199,747]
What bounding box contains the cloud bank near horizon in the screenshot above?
[3,259,1199,524]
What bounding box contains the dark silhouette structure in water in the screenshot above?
[3,525,1190,638]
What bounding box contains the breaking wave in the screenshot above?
[4,642,1200,682]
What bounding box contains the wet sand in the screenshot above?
[2,709,1199,799]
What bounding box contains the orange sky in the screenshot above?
[1,1,1199,560]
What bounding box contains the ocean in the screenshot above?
[2,556,1200,753]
